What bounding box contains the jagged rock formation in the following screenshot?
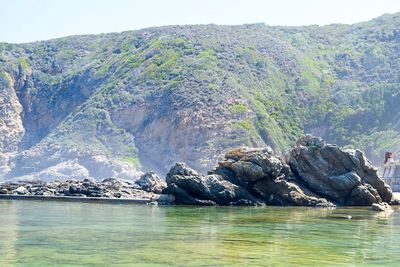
[0,172,166,199]
[288,135,393,205]
[166,162,264,205]
[1,13,400,180]
[165,136,393,206]
[136,171,166,194]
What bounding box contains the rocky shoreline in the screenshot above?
[0,172,170,204]
[0,136,395,209]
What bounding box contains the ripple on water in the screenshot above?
[0,200,399,266]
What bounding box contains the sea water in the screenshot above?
[0,200,399,266]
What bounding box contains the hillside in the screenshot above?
[1,13,400,181]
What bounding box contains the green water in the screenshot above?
[0,200,399,266]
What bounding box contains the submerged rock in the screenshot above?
[371,202,392,212]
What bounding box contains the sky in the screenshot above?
[1,0,400,43]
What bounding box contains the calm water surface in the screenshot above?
[0,200,399,266]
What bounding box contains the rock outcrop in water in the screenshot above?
[288,135,393,205]
[0,172,167,200]
[164,136,393,207]
[165,162,264,205]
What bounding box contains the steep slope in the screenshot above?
[0,13,400,181]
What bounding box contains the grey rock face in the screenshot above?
[346,184,381,206]
[166,162,264,205]
[252,178,332,207]
[213,146,333,207]
[216,147,281,184]
[0,73,25,177]
[288,135,393,205]
[136,171,167,193]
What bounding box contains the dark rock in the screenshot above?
[212,146,333,207]
[217,147,280,180]
[0,177,157,201]
[167,183,216,205]
[0,188,8,194]
[166,162,264,206]
[69,184,83,195]
[113,192,122,198]
[288,135,393,205]
[213,147,283,190]
[253,178,333,207]
[136,171,167,193]
[164,135,393,207]
[346,184,381,206]
[295,134,324,148]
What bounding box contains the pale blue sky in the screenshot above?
[1,0,400,43]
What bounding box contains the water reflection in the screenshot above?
[0,201,399,266]
[160,206,396,266]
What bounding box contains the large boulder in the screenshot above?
[164,147,333,207]
[136,171,167,193]
[288,135,393,205]
[213,146,333,207]
[213,147,282,187]
[165,162,264,205]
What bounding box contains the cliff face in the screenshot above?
[1,13,400,181]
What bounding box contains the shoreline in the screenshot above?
[1,136,398,208]
[1,193,399,207]
[0,194,152,204]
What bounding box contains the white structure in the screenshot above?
[382,152,400,192]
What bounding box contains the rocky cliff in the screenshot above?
[1,13,400,181]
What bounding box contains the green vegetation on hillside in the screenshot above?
[1,13,400,174]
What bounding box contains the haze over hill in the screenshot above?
[1,13,399,181]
